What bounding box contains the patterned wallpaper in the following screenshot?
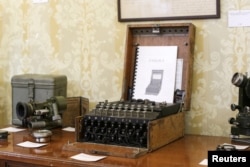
[0,0,249,137]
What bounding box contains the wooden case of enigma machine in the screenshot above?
[65,23,195,158]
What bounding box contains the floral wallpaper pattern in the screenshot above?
[0,0,249,137]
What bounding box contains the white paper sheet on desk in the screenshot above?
[223,143,249,150]
[17,141,48,148]
[199,159,208,166]
[70,153,106,162]
[62,127,75,132]
[0,127,26,132]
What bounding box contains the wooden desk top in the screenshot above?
[0,128,242,167]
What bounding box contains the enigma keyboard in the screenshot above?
[78,99,181,148]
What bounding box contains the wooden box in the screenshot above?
[64,23,195,158]
[62,97,89,127]
[66,110,185,158]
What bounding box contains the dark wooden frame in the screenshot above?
[118,0,220,22]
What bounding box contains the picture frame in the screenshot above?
[118,0,220,22]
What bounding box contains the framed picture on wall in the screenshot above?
[118,0,220,22]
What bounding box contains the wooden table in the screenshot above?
[0,128,242,167]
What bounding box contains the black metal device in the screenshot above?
[229,72,250,137]
[16,96,67,129]
[0,130,9,140]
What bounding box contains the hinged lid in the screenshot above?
[121,23,195,110]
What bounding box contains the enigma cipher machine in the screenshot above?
[78,99,181,148]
